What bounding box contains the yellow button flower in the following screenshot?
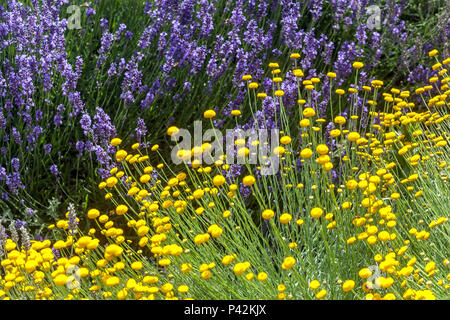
[342,280,355,292]
[262,209,275,220]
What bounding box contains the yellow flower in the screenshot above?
[262,209,275,220]
[193,189,205,199]
[194,233,210,245]
[316,289,327,299]
[378,231,390,242]
[300,148,313,159]
[367,236,377,245]
[303,107,316,117]
[87,208,100,219]
[167,126,179,136]
[110,138,122,146]
[342,280,355,292]
[106,177,119,188]
[327,72,337,78]
[178,285,189,293]
[277,284,286,292]
[132,142,140,150]
[237,147,249,157]
[212,175,226,186]
[116,205,128,216]
[140,174,151,183]
[334,116,346,125]
[330,129,341,137]
[310,207,323,218]
[257,272,268,281]
[161,283,174,293]
[137,225,150,237]
[53,274,68,286]
[257,93,268,99]
[249,82,258,89]
[316,144,329,155]
[299,118,310,127]
[204,109,216,119]
[105,244,123,257]
[371,80,384,88]
[293,69,304,77]
[242,175,256,186]
[131,261,143,271]
[233,262,251,275]
[273,146,285,155]
[347,132,361,142]
[352,61,364,69]
[24,260,37,273]
[98,182,107,189]
[279,213,292,224]
[341,201,352,210]
[309,280,320,290]
[117,289,128,300]
[222,255,236,265]
[359,268,373,279]
[425,261,436,273]
[280,136,292,144]
[282,256,296,270]
[428,49,438,57]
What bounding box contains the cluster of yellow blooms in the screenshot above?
[0,50,448,300]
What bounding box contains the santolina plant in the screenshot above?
[0,52,448,300]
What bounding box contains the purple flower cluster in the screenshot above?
[105,0,425,121]
[0,1,85,208]
[77,107,118,178]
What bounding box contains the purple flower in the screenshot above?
[92,107,117,145]
[26,207,35,216]
[50,164,59,176]
[136,118,148,141]
[86,7,96,18]
[44,144,52,154]
[0,167,6,181]
[53,114,63,127]
[80,112,93,136]
[52,247,61,260]
[75,141,85,156]
[356,24,368,46]
[11,127,22,145]
[67,203,78,235]
[34,234,43,241]
[15,219,26,229]
[0,111,6,130]
[125,30,133,40]
[11,158,20,171]
[239,183,251,199]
